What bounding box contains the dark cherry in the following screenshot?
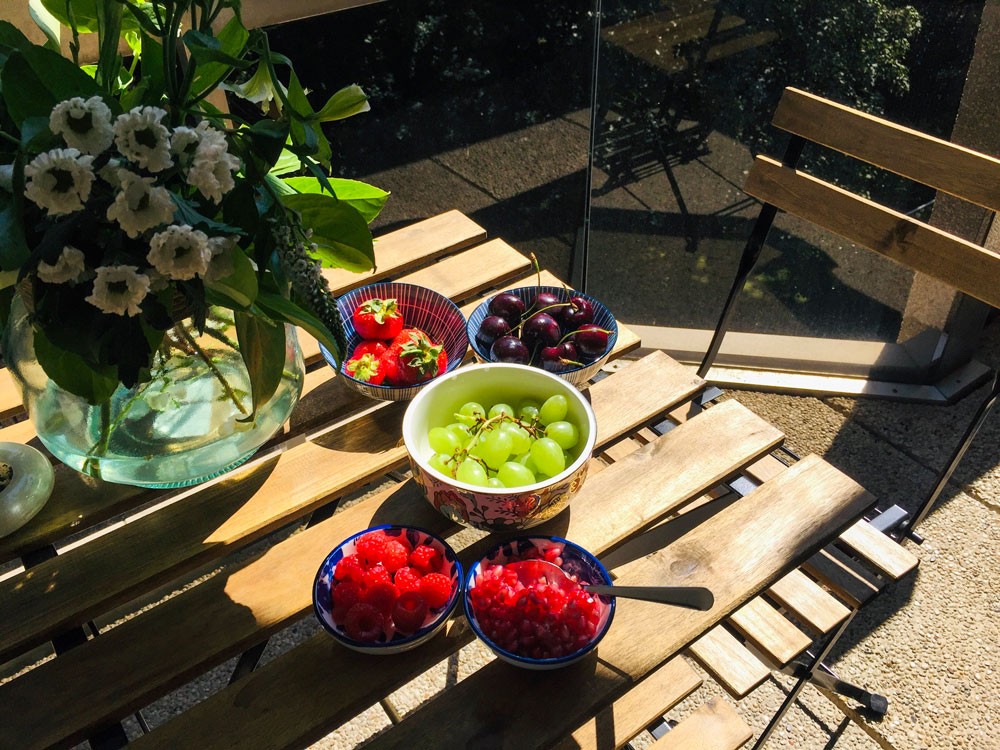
[491,335,531,364]
[561,296,594,329]
[477,314,511,345]
[573,323,610,359]
[539,340,581,373]
[488,293,526,326]
[532,291,562,314]
[521,312,562,349]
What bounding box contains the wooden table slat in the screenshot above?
[727,597,813,667]
[650,698,752,750]
[553,657,703,750]
[836,518,919,581]
[687,626,771,698]
[766,568,852,635]
[0,369,785,749]
[161,455,872,750]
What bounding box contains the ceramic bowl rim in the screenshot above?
[462,535,616,667]
[401,362,598,495]
[312,523,463,650]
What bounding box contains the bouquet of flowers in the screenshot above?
[0,0,387,416]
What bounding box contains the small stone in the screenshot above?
[0,462,12,491]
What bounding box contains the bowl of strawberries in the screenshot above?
[324,282,469,401]
[313,525,463,654]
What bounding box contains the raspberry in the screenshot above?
[364,580,399,618]
[331,580,363,612]
[334,554,365,584]
[409,544,442,574]
[363,564,392,588]
[419,572,453,609]
[393,566,423,595]
[381,540,409,573]
[387,532,413,553]
[391,591,429,634]
[356,532,388,567]
[343,603,384,642]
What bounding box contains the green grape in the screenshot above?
[428,426,461,455]
[538,394,569,425]
[518,399,541,421]
[478,428,513,469]
[497,461,536,487]
[428,453,453,476]
[501,422,531,455]
[456,459,488,486]
[446,423,471,446]
[544,420,579,450]
[530,437,566,476]
[487,477,506,489]
[455,402,486,426]
[488,402,514,419]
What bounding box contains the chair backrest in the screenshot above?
[744,87,1000,310]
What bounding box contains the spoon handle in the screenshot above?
[584,585,714,611]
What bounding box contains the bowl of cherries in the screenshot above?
[466,286,618,386]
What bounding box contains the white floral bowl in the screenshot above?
[402,363,597,532]
[313,525,463,654]
[464,536,615,670]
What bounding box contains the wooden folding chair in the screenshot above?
[699,86,1000,541]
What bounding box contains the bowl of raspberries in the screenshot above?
[313,525,463,654]
[323,282,469,401]
[463,535,615,669]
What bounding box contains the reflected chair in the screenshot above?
[699,86,1000,542]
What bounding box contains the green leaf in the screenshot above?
[246,119,289,168]
[314,84,370,122]
[1,47,101,125]
[203,248,258,309]
[34,327,118,404]
[224,60,283,104]
[268,148,303,178]
[28,0,61,52]
[183,28,251,70]
[135,28,165,104]
[0,20,33,54]
[171,194,245,235]
[187,17,249,99]
[284,68,314,119]
[283,177,389,223]
[280,193,375,272]
[234,310,286,420]
[255,291,344,365]
[0,192,30,270]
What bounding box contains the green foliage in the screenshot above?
[0,1,386,406]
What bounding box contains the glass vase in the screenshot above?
[3,295,304,488]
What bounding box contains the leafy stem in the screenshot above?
[175,321,249,416]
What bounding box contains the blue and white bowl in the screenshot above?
[313,524,463,654]
[463,535,615,670]
[466,286,618,386]
[321,282,469,401]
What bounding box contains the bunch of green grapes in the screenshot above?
[425,394,582,488]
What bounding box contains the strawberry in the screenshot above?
[381,328,448,386]
[352,298,404,340]
[345,340,388,384]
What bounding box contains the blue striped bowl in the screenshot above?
[465,286,618,387]
[321,282,469,401]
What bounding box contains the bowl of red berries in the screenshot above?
[463,535,615,669]
[466,286,618,386]
[313,525,463,654]
[322,282,469,401]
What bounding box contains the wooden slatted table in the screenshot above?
[0,210,891,749]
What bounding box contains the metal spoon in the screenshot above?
[507,559,714,611]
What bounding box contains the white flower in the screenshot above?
[106,170,176,238]
[49,96,114,155]
[147,225,211,280]
[203,235,237,281]
[171,121,239,203]
[113,106,172,172]
[97,158,126,188]
[0,164,13,192]
[86,265,150,317]
[36,245,86,284]
[24,148,95,215]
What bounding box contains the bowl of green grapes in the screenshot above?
[402,363,597,531]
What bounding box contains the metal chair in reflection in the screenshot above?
[699,86,1000,543]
